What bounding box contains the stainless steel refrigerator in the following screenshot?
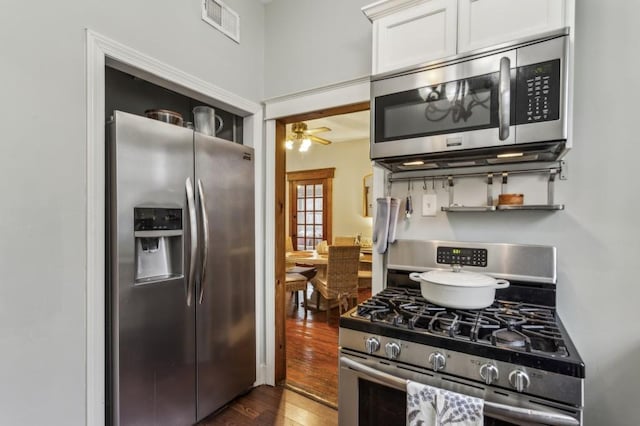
[106,111,255,425]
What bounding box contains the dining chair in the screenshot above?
[285,272,309,313]
[334,236,357,246]
[311,245,360,323]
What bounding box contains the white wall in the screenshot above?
[263,0,373,98]
[286,139,373,241]
[0,1,265,424]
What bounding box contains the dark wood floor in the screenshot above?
[199,385,337,425]
[284,286,371,407]
[199,286,371,424]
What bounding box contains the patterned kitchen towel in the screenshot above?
[407,380,483,426]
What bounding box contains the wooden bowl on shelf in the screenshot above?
[498,193,524,205]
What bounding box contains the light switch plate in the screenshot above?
[422,194,437,216]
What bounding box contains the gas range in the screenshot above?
[338,240,585,425]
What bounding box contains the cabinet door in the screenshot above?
[373,0,457,74]
[458,0,565,53]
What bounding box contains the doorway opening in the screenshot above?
[274,103,372,407]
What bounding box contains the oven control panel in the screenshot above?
[437,247,487,267]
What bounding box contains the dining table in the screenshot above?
[285,250,332,310]
[286,249,371,310]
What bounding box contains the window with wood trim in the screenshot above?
[287,168,334,251]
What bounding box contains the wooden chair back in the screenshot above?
[324,245,360,297]
[334,236,356,246]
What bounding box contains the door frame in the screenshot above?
[263,78,371,383]
[86,30,264,426]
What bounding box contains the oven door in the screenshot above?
[371,50,517,160]
[339,352,581,426]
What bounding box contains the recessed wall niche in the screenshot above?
[105,66,243,144]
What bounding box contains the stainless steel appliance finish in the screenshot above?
[193,132,255,420]
[338,239,584,425]
[107,111,255,425]
[370,28,570,171]
[339,354,581,426]
[388,239,557,284]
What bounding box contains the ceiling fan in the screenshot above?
[285,122,332,152]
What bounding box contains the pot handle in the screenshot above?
[494,279,510,289]
[409,272,422,282]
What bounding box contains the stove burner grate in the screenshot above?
[350,287,569,357]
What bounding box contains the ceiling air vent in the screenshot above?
[202,0,240,43]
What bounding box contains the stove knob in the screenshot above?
[384,342,401,360]
[428,352,446,372]
[364,337,380,354]
[508,370,530,393]
[479,364,499,385]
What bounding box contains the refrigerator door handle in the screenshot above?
[197,179,209,304]
[185,177,198,306]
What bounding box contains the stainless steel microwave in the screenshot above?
[370,28,570,171]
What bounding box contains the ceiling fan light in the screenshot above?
[299,138,312,152]
[285,139,294,150]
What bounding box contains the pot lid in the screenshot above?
[418,269,500,287]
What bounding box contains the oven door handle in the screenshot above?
[340,357,579,426]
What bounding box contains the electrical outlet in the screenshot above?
[422,194,437,216]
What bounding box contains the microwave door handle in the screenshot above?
[185,177,198,307]
[340,357,578,426]
[499,56,511,141]
[196,179,209,304]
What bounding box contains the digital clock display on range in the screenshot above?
[436,247,488,267]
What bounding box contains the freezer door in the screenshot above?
[107,111,196,426]
[194,134,256,421]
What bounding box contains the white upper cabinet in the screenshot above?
[365,0,457,74]
[363,0,567,75]
[458,0,565,52]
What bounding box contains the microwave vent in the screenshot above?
[375,141,567,172]
[447,161,480,168]
[202,0,240,43]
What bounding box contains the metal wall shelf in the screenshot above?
[388,161,567,213]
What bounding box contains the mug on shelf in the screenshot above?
[193,106,224,136]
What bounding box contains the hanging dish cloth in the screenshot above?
[406,380,483,426]
[388,197,400,244]
[373,197,401,254]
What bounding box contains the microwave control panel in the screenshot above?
[515,59,561,124]
[437,247,487,267]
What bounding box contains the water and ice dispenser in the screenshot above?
[134,207,183,283]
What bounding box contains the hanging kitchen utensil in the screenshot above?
[405,180,413,219]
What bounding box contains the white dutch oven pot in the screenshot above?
[409,268,510,309]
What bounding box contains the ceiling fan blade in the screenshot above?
[304,126,331,135]
[310,135,332,145]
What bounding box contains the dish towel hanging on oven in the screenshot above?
[406,380,483,426]
[373,197,400,254]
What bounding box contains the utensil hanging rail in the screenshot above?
[386,161,567,212]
